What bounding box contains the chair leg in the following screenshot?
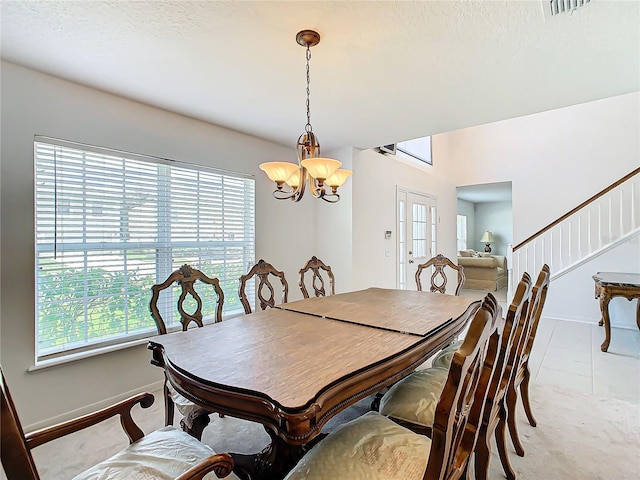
[163,383,174,426]
[473,425,491,480]
[496,402,517,480]
[370,391,383,412]
[181,413,210,441]
[520,365,537,427]
[506,384,525,457]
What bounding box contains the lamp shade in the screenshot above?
[480,231,495,243]
[259,162,300,183]
[300,158,341,180]
[325,169,353,188]
[285,169,302,189]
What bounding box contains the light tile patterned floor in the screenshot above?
[460,287,640,403]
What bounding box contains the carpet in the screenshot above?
[29,382,640,479]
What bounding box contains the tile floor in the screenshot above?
[459,287,640,403]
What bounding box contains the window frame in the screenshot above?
[34,136,255,362]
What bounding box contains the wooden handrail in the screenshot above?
[513,167,640,252]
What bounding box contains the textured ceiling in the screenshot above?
[1,1,638,153]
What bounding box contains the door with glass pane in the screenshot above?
[397,189,437,290]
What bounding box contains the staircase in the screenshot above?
[508,168,640,296]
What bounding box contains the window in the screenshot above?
[34,137,255,361]
[396,136,432,166]
[457,215,468,251]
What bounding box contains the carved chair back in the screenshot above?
[238,259,289,314]
[472,273,533,480]
[149,264,225,335]
[298,256,335,298]
[518,264,551,369]
[415,254,465,295]
[1,368,40,480]
[149,264,226,434]
[485,272,533,419]
[504,264,551,460]
[424,293,502,480]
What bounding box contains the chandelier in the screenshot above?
[259,30,352,203]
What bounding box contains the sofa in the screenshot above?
[457,249,508,291]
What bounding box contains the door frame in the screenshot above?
[396,187,438,289]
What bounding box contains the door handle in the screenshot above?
[409,259,414,264]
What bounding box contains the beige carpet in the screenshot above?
[28,381,639,479]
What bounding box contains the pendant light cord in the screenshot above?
[305,44,312,133]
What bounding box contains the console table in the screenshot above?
[592,272,640,352]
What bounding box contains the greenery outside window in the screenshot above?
[34,137,255,361]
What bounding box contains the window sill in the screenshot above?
[29,337,150,372]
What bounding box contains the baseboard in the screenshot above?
[24,379,164,433]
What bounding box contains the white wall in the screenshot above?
[0,61,324,427]
[474,201,513,256]
[351,146,459,292]
[438,91,640,327]
[544,234,640,330]
[315,147,354,293]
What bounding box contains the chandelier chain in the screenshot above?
[305,45,312,133]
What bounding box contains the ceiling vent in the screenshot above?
[544,0,591,18]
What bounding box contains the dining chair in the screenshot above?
[505,264,551,459]
[425,273,534,480]
[283,293,503,480]
[369,254,465,412]
[0,367,237,480]
[149,263,225,440]
[298,255,335,298]
[238,259,289,314]
[415,253,466,295]
[473,273,533,480]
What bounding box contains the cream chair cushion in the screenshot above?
[379,367,449,428]
[72,426,240,480]
[283,411,431,480]
[431,340,463,370]
[168,384,209,428]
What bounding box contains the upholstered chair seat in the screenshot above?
[378,367,449,429]
[430,340,463,369]
[166,385,211,430]
[72,426,240,480]
[283,412,431,480]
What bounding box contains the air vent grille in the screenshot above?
[547,0,591,16]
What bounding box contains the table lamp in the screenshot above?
[480,231,495,253]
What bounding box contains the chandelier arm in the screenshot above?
[307,177,327,199]
[292,170,306,202]
[321,192,340,203]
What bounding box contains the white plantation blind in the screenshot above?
[34,137,255,360]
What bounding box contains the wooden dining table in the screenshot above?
[148,287,480,480]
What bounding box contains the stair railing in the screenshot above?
[508,167,640,295]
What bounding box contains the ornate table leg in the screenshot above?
[231,427,308,480]
[599,290,612,352]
